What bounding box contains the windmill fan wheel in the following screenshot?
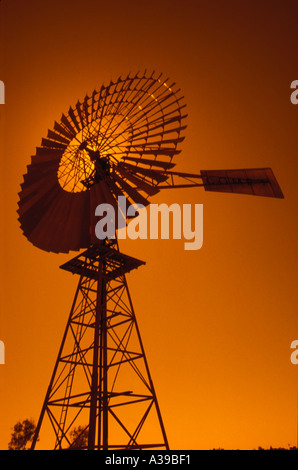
[17,71,187,254]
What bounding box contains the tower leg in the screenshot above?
[31,243,169,450]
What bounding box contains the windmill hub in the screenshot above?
[93,153,111,177]
[78,142,112,187]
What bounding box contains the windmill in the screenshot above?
[17,71,284,450]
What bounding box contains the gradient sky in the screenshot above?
[1,0,298,450]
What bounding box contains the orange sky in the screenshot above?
[1,0,298,450]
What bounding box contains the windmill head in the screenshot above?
[17,71,284,255]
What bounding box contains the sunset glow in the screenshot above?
[0,0,298,451]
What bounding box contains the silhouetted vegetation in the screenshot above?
[211,446,298,451]
[68,425,89,449]
[257,445,298,451]
[7,418,297,450]
[8,419,89,450]
[8,419,36,450]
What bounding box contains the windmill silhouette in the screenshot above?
[17,71,284,450]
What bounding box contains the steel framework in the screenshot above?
[31,239,168,450]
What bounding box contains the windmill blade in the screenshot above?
[28,192,72,253]
[54,120,76,141]
[200,168,284,199]
[18,184,62,237]
[22,160,59,185]
[105,174,135,214]
[90,89,97,121]
[53,191,90,252]
[128,148,181,157]
[41,138,68,150]
[132,114,187,140]
[68,107,81,133]
[34,147,64,161]
[122,156,176,170]
[132,125,187,143]
[18,177,58,212]
[115,165,160,196]
[119,162,168,184]
[27,189,90,253]
[76,100,86,130]
[47,129,71,145]
[83,95,90,125]
[61,112,78,136]
[112,171,150,207]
